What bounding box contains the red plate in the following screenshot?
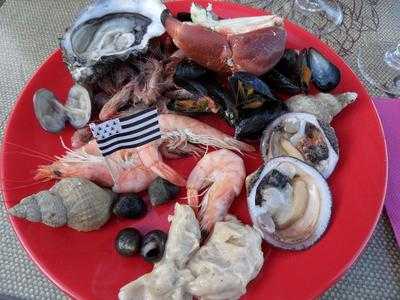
[0,1,387,299]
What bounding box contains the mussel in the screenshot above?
[174,59,208,81]
[223,72,288,139]
[167,77,220,115]
[247,157,332,250]
[261,112,339,178]
[307,48,341,92]
[262,49,311,95]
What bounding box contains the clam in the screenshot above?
[261,112,339,178]
[8,178,116,231]
[247,157,332,250]
[60,0,166,82]
[65,84,92,128]
[33,84,92,133]
[33,89,67,133]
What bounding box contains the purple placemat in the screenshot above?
[373,97,400,246]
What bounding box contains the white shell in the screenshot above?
[261,112,339,178]
[61,0,166,81]
[247,157,332,250]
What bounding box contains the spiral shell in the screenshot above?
[8,178,115,231]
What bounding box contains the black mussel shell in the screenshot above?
[174,60,208,81]
[263,49,311,94]
[148,177,180,206]
[176,12,192,22]
[115,228,142,257]
[167,97,219,115]
[174,78,208,98]
[274,49,299,79]
[141,230,168,263]
[113,194,147,219]
[235,101,288,140]
[262,69,303,95]
[307,48,341,92]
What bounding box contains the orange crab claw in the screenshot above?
[161,9,286,76]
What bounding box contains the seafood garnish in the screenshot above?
[162,3,286,75]
[286,92,358,123]
[247,157,332,250]
[119,204,201,300]
[61,0,166,82]
[33,84,91,133]
[8,178,115,231]
[261,112,339,178]
[186,149,246,232]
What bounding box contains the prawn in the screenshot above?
[35,140,185,193]
[186,149,246,232]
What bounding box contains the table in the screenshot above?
[0,0,399,299]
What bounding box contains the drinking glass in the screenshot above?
[358,41,400,97]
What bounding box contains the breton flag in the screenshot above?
[89,108,161,157]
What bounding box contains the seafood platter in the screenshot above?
[0,0,387,299]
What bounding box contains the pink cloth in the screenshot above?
[373,97,400,246]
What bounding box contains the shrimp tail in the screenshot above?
[149,161,186,187]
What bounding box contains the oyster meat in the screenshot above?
[61,0,166,81]
[247,157,332,250]
[261,112,339,178]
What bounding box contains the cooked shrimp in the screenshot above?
[35,141,185,193]
[186,149,246,232]
[159,114,255,154]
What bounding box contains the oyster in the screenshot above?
[61,0,166,82]
[8,178,115,232]
[261,112,339,178]
[247,157,332,250]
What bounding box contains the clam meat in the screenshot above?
[247,157,332,250]
[261,112,339,178]
[61,0,166,82]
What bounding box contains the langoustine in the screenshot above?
[162,3,286,76]
[36,114,253,193]
[186,149,246,232]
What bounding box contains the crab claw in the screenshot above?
[161,4,286,76]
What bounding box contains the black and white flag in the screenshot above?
[89,108,161,157]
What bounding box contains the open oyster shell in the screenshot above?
[61,0,166,82]
[247,157,332,250]
[261,112,339,178]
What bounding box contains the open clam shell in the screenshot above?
[247,157,332,250]
[65,84,92,128]
[261,112,339,178]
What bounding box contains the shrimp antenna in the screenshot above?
[3,141,55,161]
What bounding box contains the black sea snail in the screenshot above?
[113,194,147,219]
[141,230,168,263]
[115,228,143,257]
